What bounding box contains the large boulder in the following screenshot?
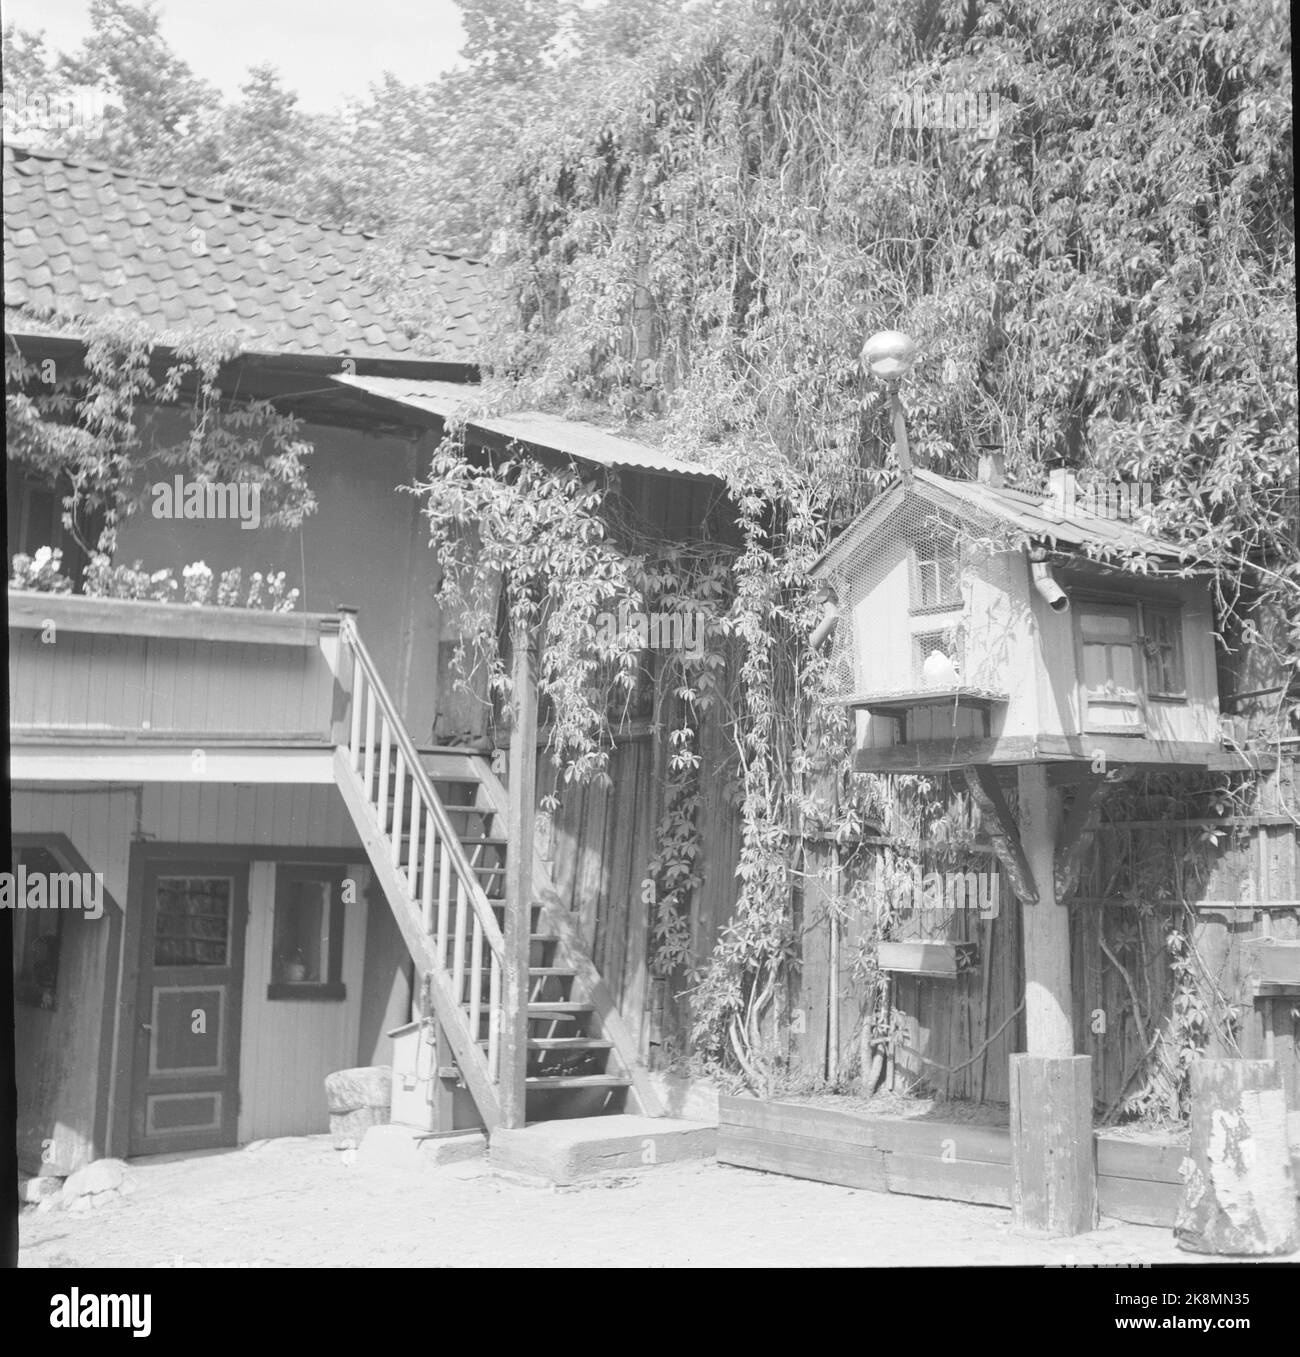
[325,1066,392,1149]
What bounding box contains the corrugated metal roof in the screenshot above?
[331,374,720,482]
[815,467,1204,576]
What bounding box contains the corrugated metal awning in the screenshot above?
[331,374,719,483]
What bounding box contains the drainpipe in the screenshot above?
[809,594,840,650]
[1028,546,1070,614]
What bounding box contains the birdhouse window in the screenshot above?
[1078,605,1143,731]
[910,535,961,613]
[913,627,964,686]
[1140,606,1186,698]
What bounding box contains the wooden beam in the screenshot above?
[7,589,334,646]
[1018,764,1073,1055]
[858,735,1039,773]
[1010,1055,1097,1234]
[10,744,335,782]
[500,624,538,1131]
[1035,733,1222,767]
[961,765,1038,905]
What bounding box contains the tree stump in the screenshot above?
[1176,1059,1298,1256]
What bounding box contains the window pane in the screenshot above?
[1080,610,1133,639]
[272,876,335,984]
[915,538,959,607]
[1109,644,1136,690]
[154,877,231,966]
[1144,609,1185,693]
[1082,642,1109,688]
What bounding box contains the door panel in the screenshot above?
[130,863,247,1155]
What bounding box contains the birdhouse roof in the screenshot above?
[812,467,1206,579]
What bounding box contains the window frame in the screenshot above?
[1139,603,1187,702]
[266,864,348,1002]
[1072,594,1187,734]
[908,532,963,616]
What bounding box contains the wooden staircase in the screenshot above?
[329,615,658,1132]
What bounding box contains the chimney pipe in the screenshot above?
[977,451,1005,487]
[1046,467,1077,515]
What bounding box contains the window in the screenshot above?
[1141,606,1185,698]
[268,866,346,1001]
[1077,600,1185,732]
[154,876,232,966]
[910,535,961,612]
[13,846,65,1009]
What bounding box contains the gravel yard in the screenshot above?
[18,1134,1283,1268]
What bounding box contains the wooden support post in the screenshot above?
[1176,1058,1299,1255]
[1010,1055,1096,1234]
[500,624,537,1130]
[1017,764,1072,1055]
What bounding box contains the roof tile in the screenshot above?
[4,144,486,363]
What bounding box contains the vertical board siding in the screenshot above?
[537,710,746,1060]
[798,819,1299,1113]
[9,630,336,736]
[236,861,368,1141]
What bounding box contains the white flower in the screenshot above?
[33,546,54,568]
[183,561,212,578]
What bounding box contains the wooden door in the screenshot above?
[130,862,248,1155]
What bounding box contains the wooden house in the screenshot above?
[5,145,734,1176]
[813,459,1234,775]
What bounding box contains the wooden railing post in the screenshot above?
[500,620,538,1130]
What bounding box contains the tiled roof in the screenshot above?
[333,374,722,483]
[3,144,486,363]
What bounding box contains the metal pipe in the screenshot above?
[809,599,840,650]
[1030,559,1070,613]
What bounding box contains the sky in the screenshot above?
[3,0,468,111]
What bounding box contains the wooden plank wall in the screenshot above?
[9,630,337,738]
[236,860,368,1142]
[795,812,1299,1115]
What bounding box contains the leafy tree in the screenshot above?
[51,0,223,177]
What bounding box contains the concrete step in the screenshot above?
[489,1114,716,1185]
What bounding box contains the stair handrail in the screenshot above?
[336,614,505,959]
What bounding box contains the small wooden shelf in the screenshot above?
[877,940,979,978]
[843,688,1009,716]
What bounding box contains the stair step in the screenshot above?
[526,1002,594,1016]
[529,967,576,977]
[525,1075,630,1089]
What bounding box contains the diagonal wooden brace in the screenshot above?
[1053,770,1130,902]
[962,764,1038,905]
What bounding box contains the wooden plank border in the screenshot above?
[719,1097,1300,1227]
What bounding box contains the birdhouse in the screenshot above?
[812,466,1236,774]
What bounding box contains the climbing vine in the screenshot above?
[6,308,316,576]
